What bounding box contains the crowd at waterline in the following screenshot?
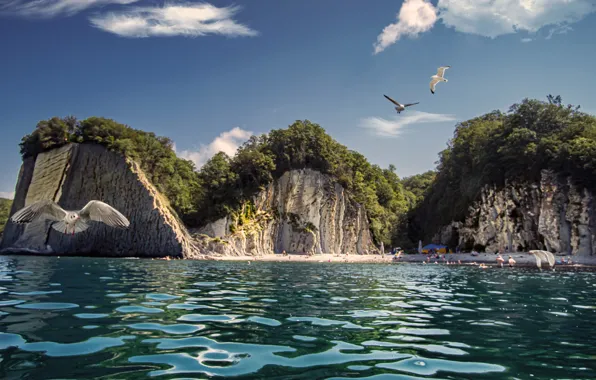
[143,249,580,271]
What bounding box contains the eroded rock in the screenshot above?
[1,144,200,258]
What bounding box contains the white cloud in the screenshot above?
[89,2,258,38]
[360,111,457,137]
[1,0,139,18]
[373,0,437,55]
[176,127,253,169]
[373,0,596,53]
[0,191,15,200]
[521,37,533,43]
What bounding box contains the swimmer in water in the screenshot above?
[508,255,516,267]
[496,255,505,268]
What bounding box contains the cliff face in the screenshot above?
[432,170,596,256]
[194,169,377,256]
[1,143,200,258]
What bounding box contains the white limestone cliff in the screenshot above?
[433,170,596,256]
[194,169,377,256]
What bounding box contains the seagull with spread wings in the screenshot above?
[430,66,450,94]
[10,200,130,235]
[383,94,419,114]
[528,250,556,271]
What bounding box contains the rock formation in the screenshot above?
[0,143,200,258]
[432,170,596,256]
[194,169,377,256]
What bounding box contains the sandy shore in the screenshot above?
[201,251,596,267]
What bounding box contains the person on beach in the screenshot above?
[508,255,516,267]
[496,255,505,268]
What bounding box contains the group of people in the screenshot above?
[495,254,516,268]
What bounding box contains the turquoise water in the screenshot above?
[0,256,595,379]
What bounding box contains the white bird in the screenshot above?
[10,200,130,235]
[430,66,450,94]
[383,94,419,114]
[528,250,556,271]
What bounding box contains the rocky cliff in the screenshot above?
[432,170,596,256]
[194,169,377,256]
[0,143,200,258]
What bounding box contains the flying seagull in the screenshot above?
[10,200,130,235]
[528,250,556,271]
[430,66,450,94]
[383,94,419,114]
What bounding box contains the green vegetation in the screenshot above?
[19,116,201,217]
[408,95,596,244]
[19,96,594,250]
[189,121,414,246]
[19,118,415,247]
[0,198,13,236]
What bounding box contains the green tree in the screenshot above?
[408,95,596,248]
[0,198,13,237]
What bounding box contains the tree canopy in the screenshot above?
[19,116,201,217]
[189,120,414,246]
[408,95,596,243]
[0,198,12,237]
[19,118,416,247]
[19,96,592,250]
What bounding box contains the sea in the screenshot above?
[1,255,595,379]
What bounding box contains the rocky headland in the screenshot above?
[193,169,376,256]
[432,170,596,257]
[1,143,200,258]
[2,97,596,261]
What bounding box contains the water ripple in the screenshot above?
[0,256,594,379]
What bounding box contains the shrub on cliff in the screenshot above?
[409,95,596,242]
[0,198,12,236]
[19,116,201,218]
[191,120,414,247]
[19,117,415,247]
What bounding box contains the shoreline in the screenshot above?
[1,250,595,268]
[198,251,596,267]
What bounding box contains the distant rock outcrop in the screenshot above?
[0,143,200,258]
[432,170,596,256]
[194,169,377,256]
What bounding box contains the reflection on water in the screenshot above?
[0,256,595,379]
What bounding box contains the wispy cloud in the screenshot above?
[373,0,437,55]
[360,111,457,137]
[373,0,596,53]
[176,127,253,169]
[521,37,533,43]
[0,191,15,200]
[1,0,139,18]
[89,2,258,38]
[545,24,573,39]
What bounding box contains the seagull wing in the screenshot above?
[79,200,130,229]
[383,94,401,107]
[534,253,542,269]
[404,102,419,107]
[544,251,555,268]
[436,66,450,77]
[429,78,441,94]
[11,200,67,224]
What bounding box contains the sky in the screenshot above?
[0,0,595,199]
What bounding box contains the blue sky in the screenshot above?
[0,0,595,198]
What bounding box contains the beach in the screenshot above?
[200,251,596,267]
